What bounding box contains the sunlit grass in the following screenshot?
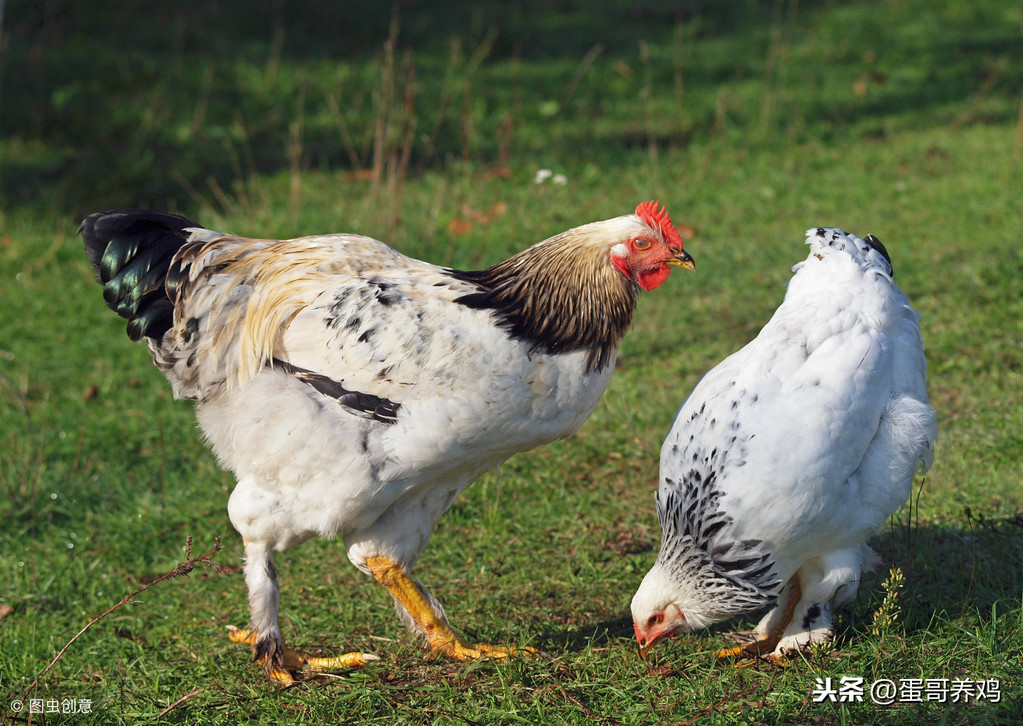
[2,0,1022,723]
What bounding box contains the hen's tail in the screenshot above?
[79,209,202,342]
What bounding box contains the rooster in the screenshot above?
[80,202,694,684]
[631,227,935,662]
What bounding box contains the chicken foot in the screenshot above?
[229,540,377,685]
[366,555,538,660]
[227,626,377,685]
[715,577,802,665]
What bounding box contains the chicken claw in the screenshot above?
[432,639,540,661]
[714,640,787,665]
[366,556,539,661]
[227,625,379,685]
[714,579,801,664]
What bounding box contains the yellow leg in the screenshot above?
[715,578,802,665]
[365,555,538,660]
[228,626,378,685]
[229,537,379,685]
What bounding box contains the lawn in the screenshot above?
[1,0,1022,723]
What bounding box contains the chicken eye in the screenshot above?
[633,237,653,250]
[647,613,664,628]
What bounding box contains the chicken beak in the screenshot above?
[636,620,676,661]
[666,249,695,272]
[635,622,658,661]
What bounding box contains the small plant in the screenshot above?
[869,566,905,639]
[807,636,835,661]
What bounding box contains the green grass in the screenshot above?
[2,0,1022,723]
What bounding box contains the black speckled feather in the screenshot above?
[655,480,782,614]
[272,359,401,424]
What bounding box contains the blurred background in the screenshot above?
[4,1,1019,223]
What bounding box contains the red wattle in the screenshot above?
[638,264,671,291]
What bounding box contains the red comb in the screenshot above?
[635,200,684,248]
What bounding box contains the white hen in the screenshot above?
[631,227,936,661]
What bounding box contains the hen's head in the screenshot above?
[631,484,782,659]
[604,201,695,291]
[630,563,712,659]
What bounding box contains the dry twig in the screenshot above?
[13,536,225,720]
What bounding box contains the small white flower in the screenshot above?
[552,174,567,186]
[534,168,553,184]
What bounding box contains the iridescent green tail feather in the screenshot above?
[79,209,201,341]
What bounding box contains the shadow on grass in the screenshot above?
[893,515,1023,626]
[2,0,1019,215]
[0,0,724,214]
[538,615,636,654]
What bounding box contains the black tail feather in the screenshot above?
[79,209,203,341]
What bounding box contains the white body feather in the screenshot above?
[200,331,611,570]
[161,231,616,570]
